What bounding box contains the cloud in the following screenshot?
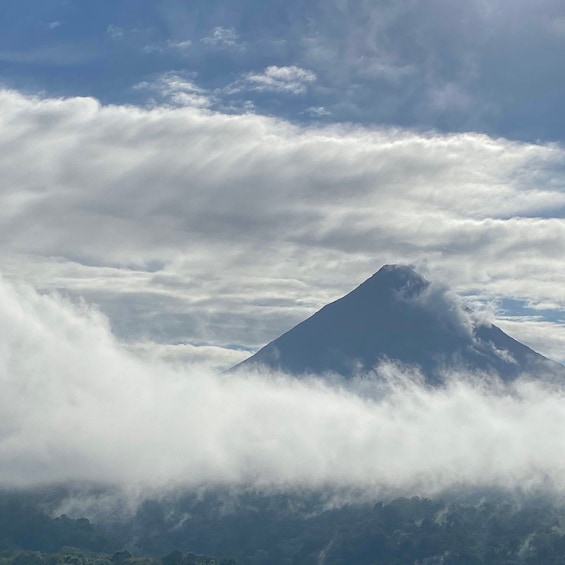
[2,277,565,496]
[497,317,565,364]
[201,27,240,49]
[143,39,192,55]
[413,282,476,341]
[106,25,125,40]
[167,39,192,51]
[127,341,250,371]
[272,0,565,136]
[3,0,565,140]
[229,65,317,94]
[1,88,565,366]
[134,72,213,108]
[303,106,332,118]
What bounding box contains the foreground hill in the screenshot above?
[234,264,564,383]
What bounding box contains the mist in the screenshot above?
[1,276,565,498]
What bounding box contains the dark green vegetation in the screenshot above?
[4,488,565,564]
[0,548,234,565]
[0,490,235,564]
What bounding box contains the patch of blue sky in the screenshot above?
[497,298,565,322]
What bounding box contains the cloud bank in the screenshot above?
[0,88,565,367]
[2,277,565,497]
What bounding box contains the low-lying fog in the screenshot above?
[1,276,565,500]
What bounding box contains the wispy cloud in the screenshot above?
[106,24,125,40]
[168,39,192,51]
[143,39,192,55]
[134,72,212,108]
[303,106,331,118]
[228,65,317,94]
[127,342,250,371]
[201,26,240,49]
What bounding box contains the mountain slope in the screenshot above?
[233,265,564,383]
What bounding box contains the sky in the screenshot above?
[1,0,565,499]
[1,0,565,372]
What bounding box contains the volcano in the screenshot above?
[233,264,564,384]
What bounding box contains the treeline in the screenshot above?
[0,548,236,565]
[0,489,236,565]
[3,488,565,564]
[0,492,113,554]
[105,492,565,564]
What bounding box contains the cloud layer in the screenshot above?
[2,276,565,497]
[0,88,564,365]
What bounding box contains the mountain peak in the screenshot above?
[376,263,423,281]
[377,263,418,276]
[359,264,428,296]
[233,265,564,383]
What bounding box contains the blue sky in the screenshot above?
[4,0,565,139]
[1,0,565,368]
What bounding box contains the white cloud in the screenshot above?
[142,44,162,54]
[134,72,212,108]
[168,39,192,51]
[497,317,565,364]
[106,25,125,40]
[201,26,240,48]
[230,65,317,94]
[304,106,331,117]
[143,39,192,55]
[1,88,565,365]
[127,341,250,371]
[1,277,565,495]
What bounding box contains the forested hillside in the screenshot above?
[4,489,565,564]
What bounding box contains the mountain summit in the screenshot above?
[233,264,563,383]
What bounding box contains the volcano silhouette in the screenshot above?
[233,265,564,383]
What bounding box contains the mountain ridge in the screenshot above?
[233,264,564,384]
